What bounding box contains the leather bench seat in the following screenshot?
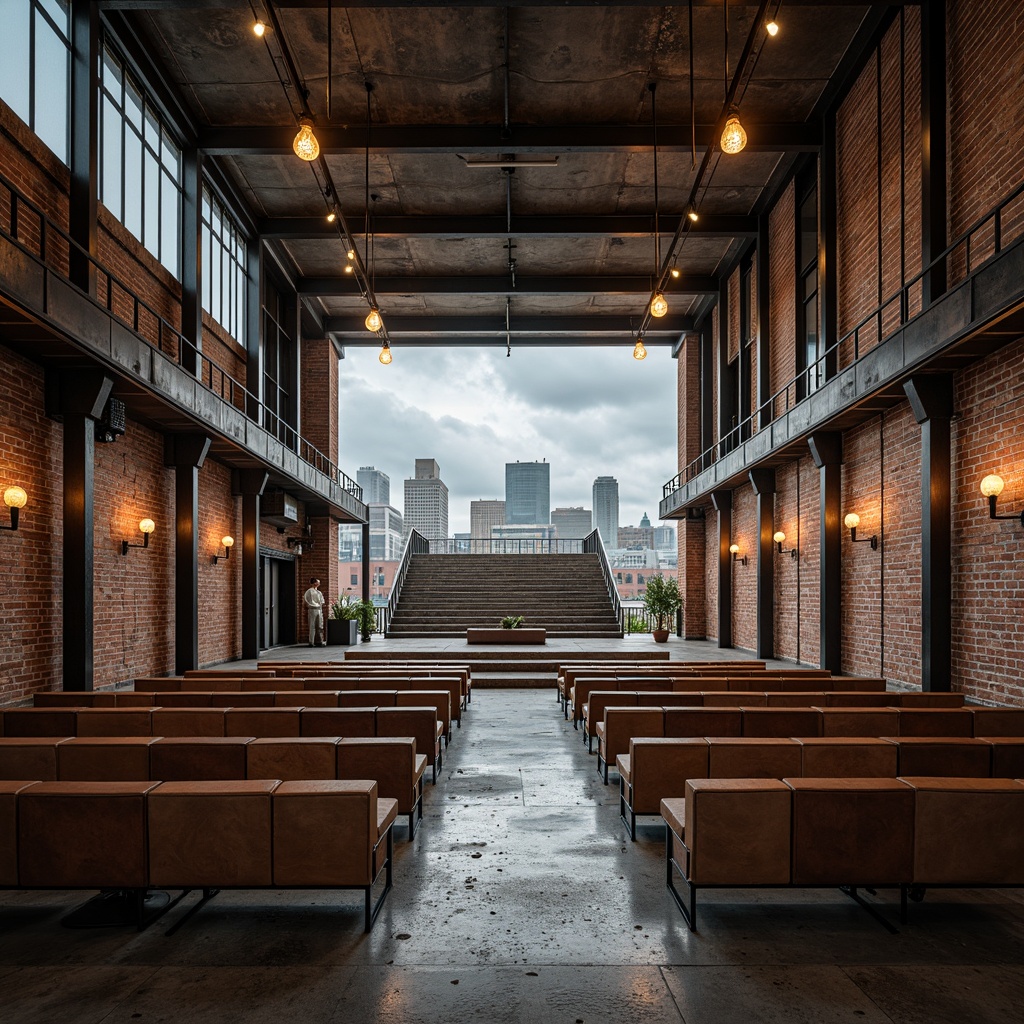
[336,691,397,708]
[888,736,992,776]
[151,708,227,737]
[819,708,899,736]
[897,708,974,737]
[0,781,33,885]
[209,692,279,708]
[337,737,426,838]
[57,737,157,781]
[0,737,70,780]
[739,708,823,738]
[75,709,154,737]
[3,709,85,737]
[616,738,709,838]
[796,737,899,777]
[972,708,1024,737]
[375,707,443,782]
[271,691,339,707]
[300,707,377,737]
[246,737,340,782]
[150,737,253,781]
[225,708,301,737]
[986,737,1024,776]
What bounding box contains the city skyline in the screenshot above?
[338,347,676,536]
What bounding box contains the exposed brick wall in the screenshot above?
[951,334,1024,706]
[768,181,796,414]
[731,485,757,653]
[198,458,242,667]
[92,418,176,688]
[797,455,821,668]
[773,460,801,661]
[704,512,718,642]
[679,514,707,638]
[300,337,340,466]
[0,348,64,703]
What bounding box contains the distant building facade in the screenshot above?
[654,524,676,550]
[404,458,449,541]
[369,504,404,560]
[505,460,550,524]
[491,522,557,553]
[339,561,400,606]
[356,466,390,505]
[592,476,619,548]
[618,523,655,549]
[551,506,593,540]
[470,499,506,551]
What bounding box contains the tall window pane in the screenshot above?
[201,184,248,341]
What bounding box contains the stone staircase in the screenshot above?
[386,554,622,639]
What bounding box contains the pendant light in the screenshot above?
[721,106,747,155]
[648,82,668,321]
[365,307,382,332]
[378,339,392,365]
[633,336,648,361]
[292,117,319,161]
[362,84,385,335]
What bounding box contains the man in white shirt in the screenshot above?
[302,576,326,646]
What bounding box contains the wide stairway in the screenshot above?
[386,553,622,639]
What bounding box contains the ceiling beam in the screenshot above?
[102,1,920,9]
[200,122,820,157]
[322,314,694,336]
[334,336,683,350]
[298,274,719,297]
[263,214,757,240]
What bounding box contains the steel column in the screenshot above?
[361,522,371,610]
[181,148,204,376]
[808,432,843,673]
[51,372,113,691]
[750,469,776,660]
[234,470,269,660]
[69,0,98,295]
[716,280,733,453]
[756,216,772,428]
[820,112,838,380]
[904,375,953,692]
[246,240,263,422]
[921,0,947,305]
[168,435,212,674]
[711,490,733,649]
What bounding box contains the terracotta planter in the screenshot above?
[652,629,670,643]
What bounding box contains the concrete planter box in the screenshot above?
[327,619,359,646]
[467,628,547,645]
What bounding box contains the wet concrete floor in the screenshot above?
[2,688,1023,1022]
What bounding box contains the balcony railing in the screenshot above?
[380,529,430,636]
[0,170,363,507]
[663,179,1024,500]
[583,528,623,629]
[426,538,588,555]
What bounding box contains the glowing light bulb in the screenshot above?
[365,307,383,332]
[632,337,647,361]
[773,531,786,545]
[139,518,156,535]
[3,485,27,509]
[378,342,393,365]
[292,119,320,161]
[980,474,1005,498]
[347,250,355,260]
[344,264,354,274]
[670,267,680,279]
[844,513,860,530]
[766,19,779,36]
[687,208,699,223]
[222,535,234,549]
[650,292,668,318]
[729,544,740,555]
[721,112,747,155]
[253,19,266,37]
[326,210,336,223]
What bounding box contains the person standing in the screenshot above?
[302,577,326,646]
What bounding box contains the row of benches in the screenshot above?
[0,778,396,932]
[618,734,1024,838]
[593,705,1024,781]
[0,734,427,838]
[663,776,1024,930]
[0,706,444,780]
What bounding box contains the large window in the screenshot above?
[797,164,820,397]
[0,1,71,164]
[100,42,182,276]
[262,278,296,444]
[202,185,247,341]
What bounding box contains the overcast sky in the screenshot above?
[338,345,678,536]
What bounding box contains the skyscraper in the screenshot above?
[356,466,390,506]
[470,499,506,552]
[592,476,619,548]
[505,460,550,524]
[403,459,449,541]
[551,506,593,540]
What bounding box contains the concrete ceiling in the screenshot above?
[106,1,880,349]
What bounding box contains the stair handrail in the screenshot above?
[582,528,623,633]
[383,530,430,636]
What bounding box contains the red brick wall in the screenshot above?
[797,456,821,667]
[731,485,757,653]
[768,181,796,412]
[704,512,718,642]
[679,514,706,638]
[951,334,1024,706]
[198,459,242,667]
[300,337,340,466]
[0,349,64,703]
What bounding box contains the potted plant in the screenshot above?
[326,594,359,646]
[643,574,680,643]
[354,598,376,642]
[500,614,525,629]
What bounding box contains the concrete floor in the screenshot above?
[3,657,1024,1021]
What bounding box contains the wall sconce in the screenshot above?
[2,485,27,532]
[122,518,155,555]
[773,531,797,558]
[212,535,234,564]
[844,513,877,549]
[729,543,747,566]
[980,474,1024,528]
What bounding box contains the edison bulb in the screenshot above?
[721,114,747,155]
[292,119,320,161]
[980,474,1005,498]
[139,518,156,535]
[773,531,786,545]
[222,535,234,549]
[844,513,860,530]
[650,292,668,318]
[3,485,27,509]
[365,307,383,332]
[632,338,647,361]
[766,20,779,37]
[253,19,266,37]
[379,343,393,365]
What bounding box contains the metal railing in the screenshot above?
[426,538,588,555]
[663,179,1024,499]
[381,529,429,636]
[0,170,364,508]
[583,528,623,631]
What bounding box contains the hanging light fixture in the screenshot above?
[650,292,669,318]
[721,106,747,155]
[378,339,392,365]
[292,117,320,161]
[646,82,668,325]
[766,0,782,36]
[365,307,383,333]
[252,18,266,37]
[633,336,648,361]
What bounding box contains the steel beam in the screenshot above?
[921,0,947,304]
[103,1,919,9]
[750,468,776,661]
[322,314,693,336]
[200,123,821,157]
[261,214,757,241]
[234,470,269,661]
[904,375,953,692]
[299,274,718,297]
[711,490,733,650]
[808,432,843,674]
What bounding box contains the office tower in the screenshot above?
[505,460,550,524]
[592,476,619,547]
[654,524,676,550]
[356,466,390,506]
[470,499,506,552]
[368,504,404,560]
[551,506,593,540]
[403,459,449,541]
